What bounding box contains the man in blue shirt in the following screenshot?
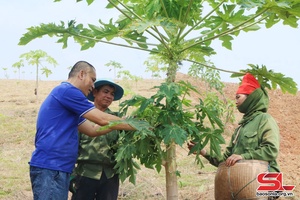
[29,61,135,200]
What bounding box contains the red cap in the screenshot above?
[236,73,260,94]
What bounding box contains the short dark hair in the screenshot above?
[68,61,95,78]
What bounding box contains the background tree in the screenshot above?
[105,60,124,79]
[144,55,168,79]
[2,68,9,79]
[117,70,142,89]
[17,50,58,100]
[12,60,24,80]
[19,0,299,199]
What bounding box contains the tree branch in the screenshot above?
[175,0,194,44]
[108,0,163,43]
[159,0,169,18]
[108,0,172,57]
[180,8,269,53]
[68,30,160,54]
[179,0,226,41]
[183,58,244,75]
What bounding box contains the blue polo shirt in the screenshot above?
[29,82,95,173]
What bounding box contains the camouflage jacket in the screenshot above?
[204,88,280,172]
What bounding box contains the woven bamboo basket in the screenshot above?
[214,160,269,200]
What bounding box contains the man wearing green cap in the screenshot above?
[71,79,125,200]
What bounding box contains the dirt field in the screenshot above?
[0,73,299,200]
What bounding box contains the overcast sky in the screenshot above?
[1,0,299,89]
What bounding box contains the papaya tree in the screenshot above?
[2,67,9,79]
[12,60,24,80]
[19,0,299,199]
[105,60,124,79]
[16,50,58,100]
[144,55,168,79]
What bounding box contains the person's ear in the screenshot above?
[92,89,98,98]
[79,70,85,80]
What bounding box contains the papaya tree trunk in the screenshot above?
[35,63,39,101]
[165,141,178,200]
[165,59,179,199]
